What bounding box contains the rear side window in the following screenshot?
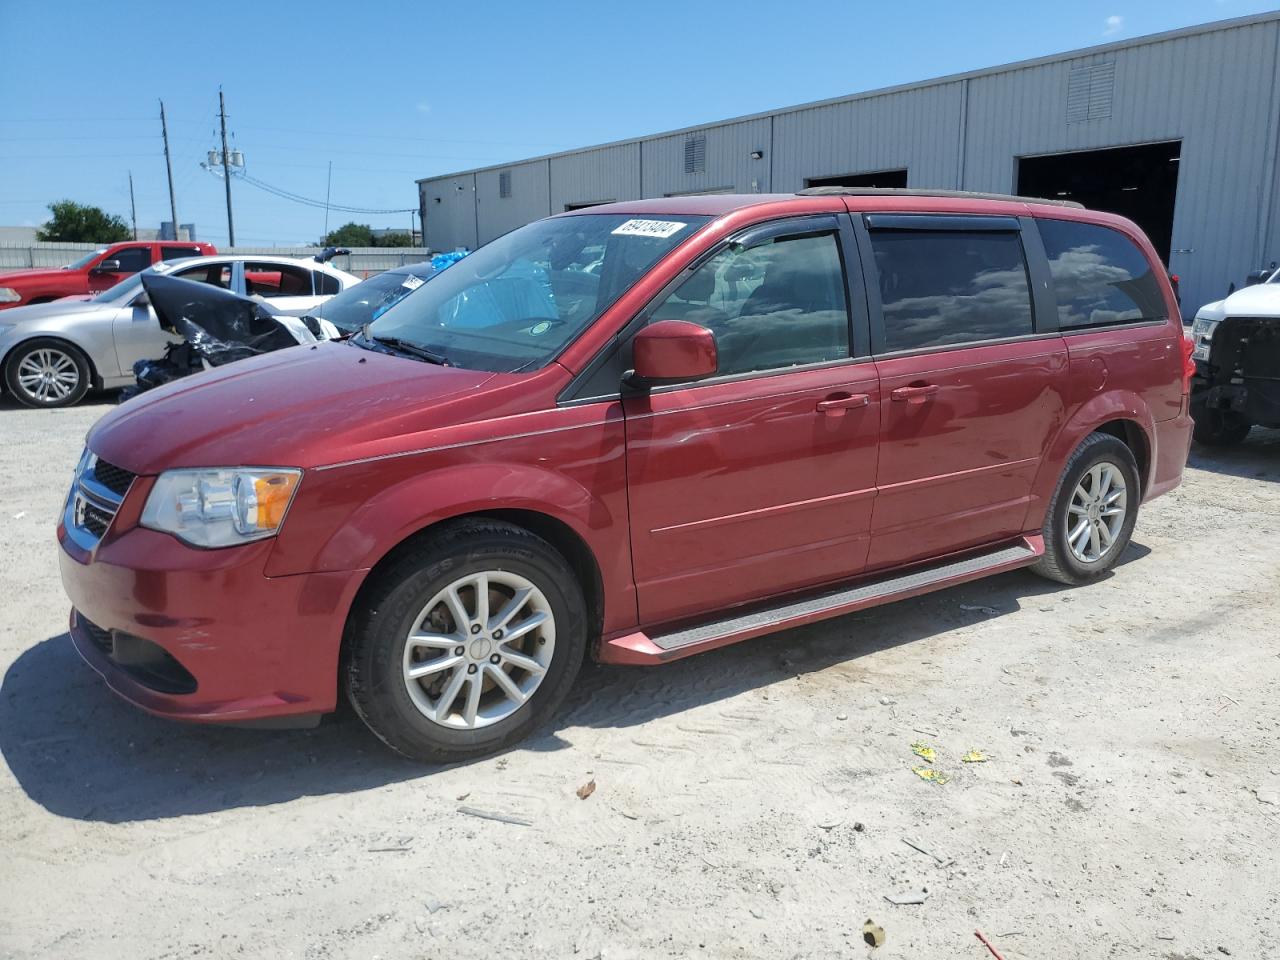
[161,245,202,261]
[315,272,341,296]
[869,230,1034,352]
[1037,219,1166,328]
[244,262,314,298]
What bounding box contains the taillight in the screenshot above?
[1180,334,1195,393]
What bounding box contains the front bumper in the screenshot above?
[59,521,367,724]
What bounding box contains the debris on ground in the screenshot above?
[11,511,25,521]
[455,792,470,801]
[836,713,848,720]
[974,928,1008,960]
[911,741,937,763]
[960,604,999,615]
[862,919,886,947]
[576,779,597,800]
[902,837,953,867]
[853,822,866,832]
[913,767,950,785]
[884,887,929,905]
[818,820,842,830]
[457,806,532,827]
[962,750,989,763]
[1255,789,1278,805]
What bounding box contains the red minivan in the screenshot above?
[57,190,1193,761]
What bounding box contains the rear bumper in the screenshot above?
[59,524,367,723]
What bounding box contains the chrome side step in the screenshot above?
[599,537,1042,666]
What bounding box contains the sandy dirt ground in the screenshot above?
[1,394,1278,960]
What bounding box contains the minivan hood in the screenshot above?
[87,342,507,474]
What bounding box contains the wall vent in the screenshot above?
[1066,61,1115,122]
[683,135,706,174]
[498,170,512,198]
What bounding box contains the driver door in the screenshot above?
[88,246,151,293]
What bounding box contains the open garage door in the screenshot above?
[805,168,908,189]
[1017,141,1181,264]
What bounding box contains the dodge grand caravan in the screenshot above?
[58,190,1194,762]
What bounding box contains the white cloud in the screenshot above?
[416,101,432,114]
[1103,15,1124,36]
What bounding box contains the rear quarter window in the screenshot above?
[1036,219,1166,328]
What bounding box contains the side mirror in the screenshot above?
[629,319,718,385]
[91,260,122,274]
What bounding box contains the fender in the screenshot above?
[264,440,635,629]
[1025,388,1155,531]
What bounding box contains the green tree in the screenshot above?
[374,231,414,247]
[36,200,131,243]
[321,222,375,247]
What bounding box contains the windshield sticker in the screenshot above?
[611,219,688,239]
[529,321,552,336]
[401,274,425,291]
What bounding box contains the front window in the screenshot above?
[363,214,709,372]
[65,249,107,270]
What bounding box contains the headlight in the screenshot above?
[141,468,302,547]
[0,288,20,304]
[1190,316,1219,362]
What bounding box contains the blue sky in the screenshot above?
[0,0,1272,246]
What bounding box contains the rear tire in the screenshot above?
[1192,408,1251,447]
[344,519,587,763]
[1032,433,1140,586]
[3,338,91,408]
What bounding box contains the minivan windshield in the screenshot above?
[361,213,709,372]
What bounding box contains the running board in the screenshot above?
[599,536,1043,666]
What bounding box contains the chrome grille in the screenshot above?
[64,451,126,550]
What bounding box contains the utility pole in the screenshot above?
[128,171,138,240]
[218,87,236,246]
[322,160,333,241]
[159,100,179,240]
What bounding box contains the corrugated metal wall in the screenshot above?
[550,143,642,211]
[417,13,1280,313]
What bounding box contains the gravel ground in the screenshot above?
[1,393,1278,960]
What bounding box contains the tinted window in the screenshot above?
[315,272,341,296]
[172,263,232,289]
[1037,219,1166,328]
[107,247,151,273]
[244,262,314,298]
[649,231,849,376]
[870,230,1033,352]
[161,245,202,260]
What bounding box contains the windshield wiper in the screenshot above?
[354,326,449,365]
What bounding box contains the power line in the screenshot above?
[202,164,415,214]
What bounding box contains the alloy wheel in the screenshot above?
[402,570,555,729]
[16,347,80,403]
[1065,461,1128,563]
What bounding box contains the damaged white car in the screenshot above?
[1189,265,1280,445]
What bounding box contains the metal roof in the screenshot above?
[416,11,1280,184]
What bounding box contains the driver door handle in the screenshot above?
[890,383,939,403]
[816,393,871,416]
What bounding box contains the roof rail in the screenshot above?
[796,186,1084,209]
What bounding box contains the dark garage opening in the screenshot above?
[805,168,909,189]
[1017,140,1181,264]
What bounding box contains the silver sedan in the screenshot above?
[0,255,358,407]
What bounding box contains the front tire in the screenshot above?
[344,519,587,763]
[4,338,91,408]
[1032,433,1140,586]
[1192,407,1251,447]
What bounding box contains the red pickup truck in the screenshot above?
[0,240,216,310]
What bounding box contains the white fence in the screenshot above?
[0,242,433,277]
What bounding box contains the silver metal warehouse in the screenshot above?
[417,11,1280,316]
